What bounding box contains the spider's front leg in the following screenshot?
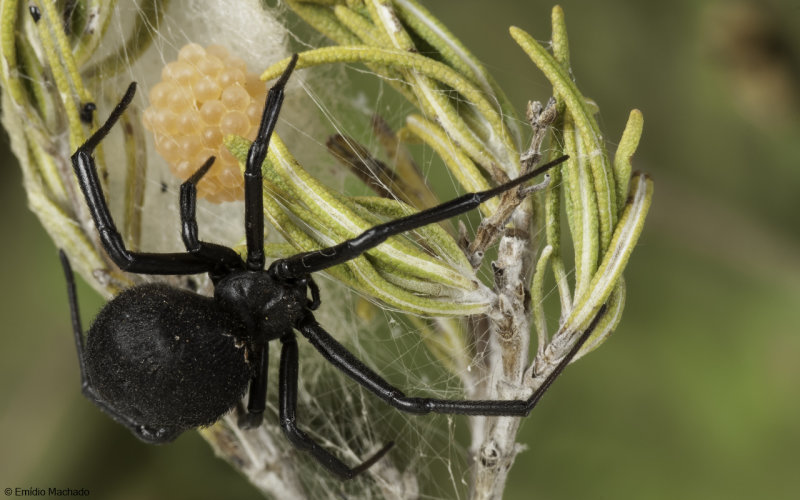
[297,306,606,417]
[243,53,298,272]
[269,154,567,280]
[278,333,394,479]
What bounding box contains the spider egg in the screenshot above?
[143,43,268,203]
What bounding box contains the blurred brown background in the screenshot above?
[1,1,799,498]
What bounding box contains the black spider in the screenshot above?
[59,54,605,479]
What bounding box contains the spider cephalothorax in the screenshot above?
[61,53,605,479]
[214,269,312,337]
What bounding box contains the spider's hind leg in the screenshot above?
[70,83,213,276]
[58,250,172,442]
[59,250,91,395]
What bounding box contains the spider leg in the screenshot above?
[279,333,394,479]
[270,154,568,280]
[297,305,606,417]
[238,340,269,429]
[179,157,245,278]
[59,250,90,392]
[244,54,299,271]
[70,83,212,275]
[307,276,321,310]
[58,250,177,443]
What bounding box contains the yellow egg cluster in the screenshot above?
[142,43,268,203]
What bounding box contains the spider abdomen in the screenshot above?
[85,284,251,440]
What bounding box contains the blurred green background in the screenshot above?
[1,1,798,498]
